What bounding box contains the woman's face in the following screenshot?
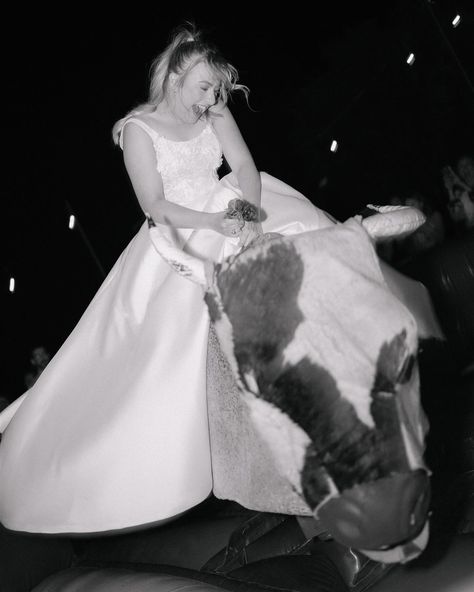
[176,61,219,119]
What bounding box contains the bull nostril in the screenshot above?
[315,470,431,551]
[335,520,361,540]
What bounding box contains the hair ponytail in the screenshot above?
[112,22,200,146]
[149,22,201,105]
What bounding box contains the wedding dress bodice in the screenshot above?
[121,118,223,207]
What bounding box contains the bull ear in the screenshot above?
[148,223,209,287]
[362,205,426,242]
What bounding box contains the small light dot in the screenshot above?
[68,214,76,229]
[330,140,338,153]
[406,53,415,66]
[452,14,461,28]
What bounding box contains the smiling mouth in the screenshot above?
[192,104,206,117]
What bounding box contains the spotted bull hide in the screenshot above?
[148,216,431,563]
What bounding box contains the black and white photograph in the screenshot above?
[1,2,473,590]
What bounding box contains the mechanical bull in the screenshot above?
[147,207,432,564]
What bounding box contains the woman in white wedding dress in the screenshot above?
[0,22,335,535]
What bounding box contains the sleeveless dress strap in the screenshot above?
[119,117,158,149]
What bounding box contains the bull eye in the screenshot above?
[372,373,395,395]
[398,355,415,384]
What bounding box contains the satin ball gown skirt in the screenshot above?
[0,172,335,534]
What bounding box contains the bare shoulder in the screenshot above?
[122,111,160,141]
[208,103,238,132]
[209,101,233,119]
[122,120,149,145]
[138,110,167,129]
[209,99,227,116]
[122,118,157,156]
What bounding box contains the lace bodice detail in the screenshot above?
[120,118,223,207]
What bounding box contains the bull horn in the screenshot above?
[361,205,426,241]
[147,214,210,288]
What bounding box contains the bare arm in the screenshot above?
[212,106,261,209]
[122,122,238,236]
[211,106,263,246]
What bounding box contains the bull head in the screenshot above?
[147,209,431,563]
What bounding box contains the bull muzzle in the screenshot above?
[315,468,431,562]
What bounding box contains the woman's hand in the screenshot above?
[238,221,263,249]
[210,211,244,238]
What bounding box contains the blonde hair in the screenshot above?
[112,22,249,145]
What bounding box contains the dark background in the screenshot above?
[2,1,474,398]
